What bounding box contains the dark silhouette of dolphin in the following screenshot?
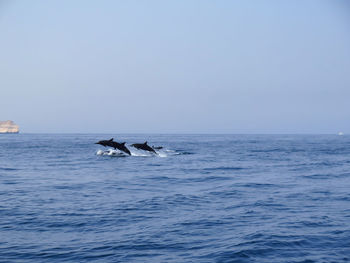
[131,141,157,154]
[95,138,115,147]
[111,141,131,155]
[95,138,131,155]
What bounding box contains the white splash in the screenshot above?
[96,150,104,155]
[157,151,168,158]
[130,149,151,157]
[96,147,177,158]
[96,149,126,156]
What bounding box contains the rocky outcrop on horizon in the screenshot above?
[0,120,19,133]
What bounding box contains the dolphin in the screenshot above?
[111,141,131,155]
[95,138,131,155]
[131,141,157,154]
[95,138,115,148]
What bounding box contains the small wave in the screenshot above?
[0,167,19,171]
[186,175,231,182]
[251,148,283,153]
[238,182,277,188]
[302,173,331,180]
[173,151,194,155]
[203,166,244,171]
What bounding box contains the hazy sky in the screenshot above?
[1,0,349,133]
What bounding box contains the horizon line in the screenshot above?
[3,132,347,135]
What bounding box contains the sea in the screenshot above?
[0,134,349,263]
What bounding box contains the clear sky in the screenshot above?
[1,0,349,133]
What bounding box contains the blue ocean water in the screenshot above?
[0,134,349,262]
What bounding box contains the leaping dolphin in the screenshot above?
[112,141,131,155]
[95,138,131,155]
[95,138,115,148]
[131,141,157,154]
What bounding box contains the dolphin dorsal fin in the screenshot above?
[109,138,114,141]
[121,142,126,145]
[144,141,148,145]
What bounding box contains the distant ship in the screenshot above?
[0,120,19,134]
